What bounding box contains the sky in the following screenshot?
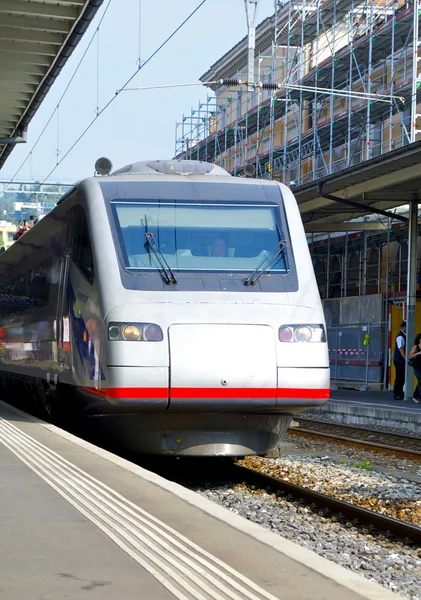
[2,0,275,183]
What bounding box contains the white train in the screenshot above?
[0,159,329,455]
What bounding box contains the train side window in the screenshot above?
[72,207,94,283]
[33,260,51,307]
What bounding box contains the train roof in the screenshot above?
[111,160,230,177]
[56,159,285,206]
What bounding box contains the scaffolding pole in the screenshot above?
[388,1,396,151]
[282,0,293,182]
[366,0,374,160]
[313,0,321,181]
[328,0,337,174]
[411,0,420,142]
[404,199,418,401]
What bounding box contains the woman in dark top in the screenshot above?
[408,333,421,403]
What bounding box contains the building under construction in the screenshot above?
[175,0,421,391]
[176,0,420,182]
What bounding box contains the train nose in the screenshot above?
[168,324,277,409]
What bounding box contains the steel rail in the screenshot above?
[288,420,421,461]
[295,418,421,442]
[288,428,421,460]
[233,464,421,544]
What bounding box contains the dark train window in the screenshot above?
[112,201,290,274]
[0,260,52,316]
[72,207,94,283]
[33,260,51,307]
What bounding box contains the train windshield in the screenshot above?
[111,201,291,274]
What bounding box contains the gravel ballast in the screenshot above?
[195,483,421,600]
[186,443,421,600]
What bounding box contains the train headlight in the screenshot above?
[279,324,325,343]
[143,324,163,341]
[122,325,142,341]
[278,326,293,342]
[108,325,121,341]
[295,326,312,342]
[108,322,163,341]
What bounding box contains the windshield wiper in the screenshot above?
[243,236,288,286]
[144,230,178,285]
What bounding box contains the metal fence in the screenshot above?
[327,321,387,390]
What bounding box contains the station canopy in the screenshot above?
[0,0,103,170]
[295,141,421,233]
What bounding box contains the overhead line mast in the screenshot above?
[244,0,261,91]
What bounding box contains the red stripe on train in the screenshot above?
[80,387,330,400]
[172,387,329,399]
[80,387,168,399]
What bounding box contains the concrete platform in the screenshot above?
[0,400,402,600]
[305,389,421,434]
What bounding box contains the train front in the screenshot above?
[81,160,329,456]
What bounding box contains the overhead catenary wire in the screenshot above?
[119,80,405,105]
[22,0,208,203]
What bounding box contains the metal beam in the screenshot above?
[0,100,27,110]
[0,118,20,126]
[0,89,33,101]
[0,108,23,120]
[0,71,43,85]
[325,163,421,200]
[299,196,333,213]
[404,199,418,401]
[0,40,57,56]
[307,202,412,225]
[298,192,415,215]
[0,63,47,77]
[361,191,421,203]
[0,1,79,20]
[0,14,71,34]
[0,28,63,45]
[298,162,421,214]
[316,184,409,222]
[305,222,386,232]
[0,128,27,145]
[0,50,52,67]
[0,80,37,92]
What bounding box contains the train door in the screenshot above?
[55,213,74,374]
[56,254,70,367]
[66,205,100,386]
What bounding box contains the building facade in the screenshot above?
[176,0,421,186]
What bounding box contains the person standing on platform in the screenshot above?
[407,333,421,404]
[393,320,406,400]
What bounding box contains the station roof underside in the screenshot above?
[0,0,103,170]
[295,140,421,232]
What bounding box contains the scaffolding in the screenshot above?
[175,0,421,185]
[308,214,421,390]
[310,220,417,300]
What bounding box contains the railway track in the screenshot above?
[288,418,421,460]
[145,457,421,546]
[231,463,421,545]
